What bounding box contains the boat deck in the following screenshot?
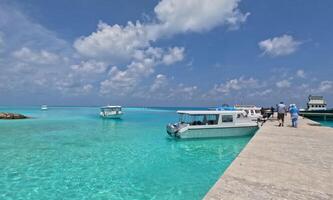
[204,116,333,199]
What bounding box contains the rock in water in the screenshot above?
[0,112,29,119]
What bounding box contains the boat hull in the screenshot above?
[300,109,333,120]
[300,109,333,114]
[170,126,258,139]
[100,113,123,119]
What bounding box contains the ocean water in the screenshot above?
[0,107,254,200]
[317,120,333,127]
[305,116,333,128]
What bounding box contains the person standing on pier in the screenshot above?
[289,104,299,128]
[277,102,287,127]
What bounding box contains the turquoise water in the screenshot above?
[306,116,333,128]
[317,120,333,127]
[0,107,254,200]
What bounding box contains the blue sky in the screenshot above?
[0,0,332,107]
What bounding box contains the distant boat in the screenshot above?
[166,110,258,139]
[41,105,48,110]
[100,105,123,119]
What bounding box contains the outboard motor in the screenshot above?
[166,123,180,137]
[166,123,189,138]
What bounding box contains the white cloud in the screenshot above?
[162,47,185,65]
[0,3,87,98]
[82,84,93,94]
[276,79,291,88]
[150,74,168,92]
[99,46,184,96]
[71,60,108,74]
[153,0,249,34]
[74,0,248,63]
[0,0,253,104]
[135,46,184,66]
[296,69,306,78]
[100,58,156,95]
[73,0,248,97]
[12,47,59,65]
[259,35,301,57]
[74,21,149,63]
[133,47,163,61]
[249,89,272,97]
[318,81,333,92]
[0,3,69,52]
[54,74,95,95]
[129,81,200,102]
[211,77,260,94]
[166,84,198,100]
[300,83,309,89]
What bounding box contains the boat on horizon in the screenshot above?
[100,105,123,119]
[41,105,48,110]
[166,110,258,139]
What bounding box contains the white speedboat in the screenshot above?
[166,110,258,139]
[234,105,262,120]
[100,106,123,119]
[41,105,48,110]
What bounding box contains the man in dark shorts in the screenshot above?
[277,102,287,127]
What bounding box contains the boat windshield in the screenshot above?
[179,114,219,125]
[102,107,121,112]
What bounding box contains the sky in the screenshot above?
[0,0,332,107]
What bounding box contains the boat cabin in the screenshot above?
[307,95,327,111]
[101,105,121,112]
[177,110,250,126]
[41,105,48,110]
[167,110,258,139]
[234,105,261,118]
[100,105,122,117]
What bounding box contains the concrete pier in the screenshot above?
[204,116,333,200]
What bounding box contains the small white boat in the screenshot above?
[166,110,258,139]
[41,105,48,110]
[100,106,123,119]
[234,105,262,120]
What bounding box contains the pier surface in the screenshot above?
[204,116,333,200]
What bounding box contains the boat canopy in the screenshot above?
[101,106,122,111]
[177,110,243,115]
[176,110,247,126]
[214,106,236,111]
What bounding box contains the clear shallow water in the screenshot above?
[317,120,333,127]
[0,107,254,200]
[305,116,333,128]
